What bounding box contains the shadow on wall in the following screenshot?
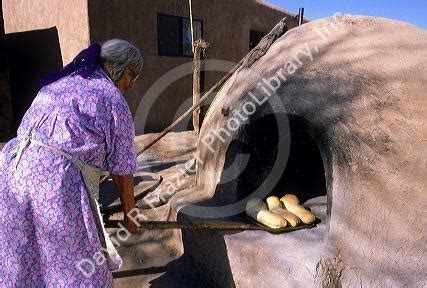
[0,30,12,141]
[5,27,62,136]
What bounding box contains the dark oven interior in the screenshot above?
[214,113,327,210]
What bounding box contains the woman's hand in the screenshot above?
[111,174,138,233]
[123,215,138,233]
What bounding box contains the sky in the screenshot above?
[266,0,427,29]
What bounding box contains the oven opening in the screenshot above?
[215,113,327,212]
[270,116,327,204]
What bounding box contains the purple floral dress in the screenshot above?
[0,69,138,287]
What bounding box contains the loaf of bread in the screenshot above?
[283,204,316,224]
[280,194,300,206]
[246,198,267,218]
[266,196,282,210]
[271,208,301,227]
[246,198,287,228]
[255,210,287,229]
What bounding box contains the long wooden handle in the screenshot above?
[135,17,288,157]
[100,74,230,184]
[99,65,237,185]
[103,220,316,234]
[105,220,259,230]
[137,69,238,156]
[100,17,288,185]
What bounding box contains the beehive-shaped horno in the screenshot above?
[194,15,426,287]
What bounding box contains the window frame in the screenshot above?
[157,13,204,57]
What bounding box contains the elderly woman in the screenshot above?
[0,39,141,286]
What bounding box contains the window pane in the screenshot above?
[183,18,202,56]
[158,14,181,56]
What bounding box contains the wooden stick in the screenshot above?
[104,220,316,234]
[192,39,209,134]
[100,18,288,185]
[106,220,260,230]
[135,17,288,158]
[100,58,240,185]
[136,60,238,156]
[106,220,257,231]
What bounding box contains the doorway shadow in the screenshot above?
[5,27,62,134]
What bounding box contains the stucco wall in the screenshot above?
[2,0,90,65]
[2,0,300,133]
[88,0,299,133]
[194,15,426,286]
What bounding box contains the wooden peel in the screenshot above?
[103,219,316,235]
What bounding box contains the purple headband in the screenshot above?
[40,44,102,86]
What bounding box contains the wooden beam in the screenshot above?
[100,18,288,185]
[192,39,209,134]
[104,219,317,234]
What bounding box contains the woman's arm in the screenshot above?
[111,174,138,233]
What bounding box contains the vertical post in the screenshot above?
[298,8,304,26]
[192,39,209,134]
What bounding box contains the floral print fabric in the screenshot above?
[0,70,138,287]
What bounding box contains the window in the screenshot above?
[157,14,181,56]
[157,13,203,57]
[249,30,265,51]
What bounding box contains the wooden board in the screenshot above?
[104,219,318,235]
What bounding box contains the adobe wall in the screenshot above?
[2,0,90,65]
[88,0,299,133]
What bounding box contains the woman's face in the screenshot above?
[116,66,139,93]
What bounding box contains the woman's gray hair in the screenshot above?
[100,39,143,82]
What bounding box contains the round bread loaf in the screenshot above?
[266,196,282,210]
[280,194,300,207]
